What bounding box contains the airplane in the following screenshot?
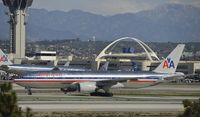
[0,49,90,75]
[14,44,185,96]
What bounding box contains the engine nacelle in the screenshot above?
[60,86,77,92]
[78,82,97,92]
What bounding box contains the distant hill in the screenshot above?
[0,3,200,42]
[0,3,9,39]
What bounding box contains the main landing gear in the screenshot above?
[90,92,113,97]
[90,88,113,97]
[60,88,67,94]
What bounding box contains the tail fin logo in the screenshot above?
[0,55,8,63]
[162,58,175,69]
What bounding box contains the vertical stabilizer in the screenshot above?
[64,61,70,67]
[99,62,109,71]
[0,49,13,65]
[153,44,185,74]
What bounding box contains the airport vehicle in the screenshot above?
[15,44,185,96]
[0,49,89,75]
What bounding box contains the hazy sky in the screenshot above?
[29,0,200,15]
[0,0,200,15]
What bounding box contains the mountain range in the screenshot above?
[0,3,200,42]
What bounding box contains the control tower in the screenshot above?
[2,0,33,63]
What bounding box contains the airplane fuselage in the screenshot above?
[1,64,89,75]
[14,71,174,88]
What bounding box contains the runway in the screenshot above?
[18,100,183,112]
[17,94,199,112]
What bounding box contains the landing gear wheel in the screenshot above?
[60,88,68,94]
[90,92,113,97]
[90,92,98,96]
[25,87,32,95]
[105,92,113,97]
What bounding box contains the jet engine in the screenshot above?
[61,82,97,93]
[60,85,77,92]
[78,82,97,92]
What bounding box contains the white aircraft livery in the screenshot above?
[14,44,185,96]
[0,49,89,74]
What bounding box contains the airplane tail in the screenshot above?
[99,62,109,71]
[64,61,70,67]
[153,44,185,74]
[0,49,12,65]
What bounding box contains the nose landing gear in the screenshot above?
[25,86,32,95]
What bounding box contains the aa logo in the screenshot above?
[0,55,8,62]
[163,58,175,69]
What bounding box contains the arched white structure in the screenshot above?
[95,37,160,69]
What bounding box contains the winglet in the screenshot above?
[153,44,185,74]
[0,49,12,65]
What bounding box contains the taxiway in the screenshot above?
[18,100,183,112]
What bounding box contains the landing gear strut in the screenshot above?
[60,88,68,94]
[25,86,32,95]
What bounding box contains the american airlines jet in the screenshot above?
[0,49,89,75]
[15,44,185,96]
